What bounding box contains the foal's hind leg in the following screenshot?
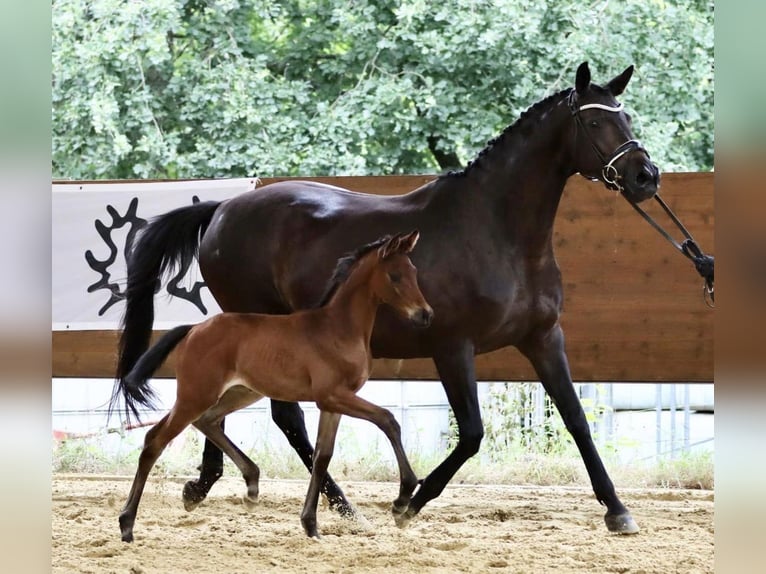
[120,410,195,542]
[191,386,263,511]
[519,325,639,534]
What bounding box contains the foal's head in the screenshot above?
[371,231,434,328]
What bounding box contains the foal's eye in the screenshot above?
[388,272,402,284]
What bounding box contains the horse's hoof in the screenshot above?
[605,512,640,534]
[391,499,409,516]
[182,480,207,512]
[393,507,418,529]
[243,494,258,512]
[121,531,134,543]
[328,497,357,520]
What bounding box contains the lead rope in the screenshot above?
[625,194,714,307]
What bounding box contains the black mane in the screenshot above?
[444,88,572,178]
[315,235,391,307]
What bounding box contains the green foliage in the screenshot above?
[52,0,714,179]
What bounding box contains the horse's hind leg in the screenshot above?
[404,343,484,523]
[183,429,225,510]
[271,400,356,518]
[120,410,194,542]
[519,325,639,534]
[190,386,263,511]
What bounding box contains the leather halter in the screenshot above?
[568,90,646,192]
[567,90,714,306]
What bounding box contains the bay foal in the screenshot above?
[111,231,433,541]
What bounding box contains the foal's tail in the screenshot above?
[110,324,194,425]
[116,200,220,382]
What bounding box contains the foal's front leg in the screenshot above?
[322,389,419,525]
[301,410,341,538]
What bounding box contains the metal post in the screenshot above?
[683,383,691,453]
[669,383,677,459]
[655,383,663,460]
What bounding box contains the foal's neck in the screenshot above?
[324,257,380,344]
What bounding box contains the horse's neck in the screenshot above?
[437,96,574,253]
[324,260,379,344]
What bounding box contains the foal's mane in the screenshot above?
[315,236,391,307]
[444,87,572,178]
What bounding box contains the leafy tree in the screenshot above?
[52,0,714,179]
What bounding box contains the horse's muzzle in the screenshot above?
[625,160,660,203]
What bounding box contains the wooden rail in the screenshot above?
[53,172,714,382]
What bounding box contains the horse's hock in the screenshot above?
[53,172,713,383]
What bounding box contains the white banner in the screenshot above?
[52,178,259,330]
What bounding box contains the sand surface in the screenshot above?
[52,475,713,573]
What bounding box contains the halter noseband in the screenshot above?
[568,91,646,192]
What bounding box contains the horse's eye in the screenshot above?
[589,119,600,128]
[388,272,402,284]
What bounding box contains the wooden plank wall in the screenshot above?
[53,172,714,382]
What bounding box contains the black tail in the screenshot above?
[116,200,220,382]
[109,324,194,425]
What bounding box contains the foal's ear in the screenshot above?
[379,230,419,259]
[398,230,420,253]
[575,62,591,95]
[379,234,399,260]
[607,65,634,96]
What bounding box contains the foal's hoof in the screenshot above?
[182,480,207,512]
[393,506,418,529]
[301,519,321,539]
[605,511,640,534]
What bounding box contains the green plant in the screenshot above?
[52,0,714,180]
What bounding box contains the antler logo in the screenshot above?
[85,196,208,316]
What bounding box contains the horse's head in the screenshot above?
[569,62,660,203]
[374,231,433,328]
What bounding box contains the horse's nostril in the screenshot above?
[636,166,657,188]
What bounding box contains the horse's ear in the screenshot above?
[575,62,591,94]
[607,65,634,96]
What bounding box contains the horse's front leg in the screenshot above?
[402,342,484,524]
[182,422,225,511]
[519,324,639,534]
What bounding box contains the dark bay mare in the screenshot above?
[111,231,433,541]
[117,62,659,534]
